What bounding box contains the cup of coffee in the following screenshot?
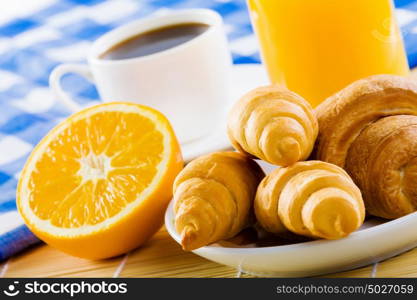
[49,9,232,144]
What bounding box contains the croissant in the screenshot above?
[255,161,365,239]
[315,74,417,219]
[227,85,318,166]
[173,151,265,251]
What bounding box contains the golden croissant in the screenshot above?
[255,161,365,239]
[173,152,265,251]
[227,85,318,166]
[315,74,417,219]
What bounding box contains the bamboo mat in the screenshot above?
[1,226,417,278]
[2,71,417,279]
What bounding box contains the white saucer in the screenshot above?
[165,160,417,277]
[181,63,268,162]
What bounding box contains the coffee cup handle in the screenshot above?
[49,63,96,113]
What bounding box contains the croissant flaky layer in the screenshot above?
[346,115,417,218]
[255,161,365,239]
[315,74,417,167]
[173,152,265,251]
[315,74,417,219]
[227,85,318,166]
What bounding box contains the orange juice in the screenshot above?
[247,0,409,106]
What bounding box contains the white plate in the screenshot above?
[165,161,417,277]
[181,63,268,162]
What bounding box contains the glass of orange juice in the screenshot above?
[247,0,409,107]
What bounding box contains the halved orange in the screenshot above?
[17,102,183,259]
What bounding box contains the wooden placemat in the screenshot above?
[1,227,416,278]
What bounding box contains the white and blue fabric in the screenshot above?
[1,0,417,261]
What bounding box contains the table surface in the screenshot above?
[1,226,417,278]
[2,72,417,279]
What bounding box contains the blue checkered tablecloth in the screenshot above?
[1,0,417,262]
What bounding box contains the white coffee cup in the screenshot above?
[49,9,232,144]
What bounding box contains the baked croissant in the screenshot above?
[227,85,318,166]
[173,152,265,251]
[315,74,417,219]
[255,161,365,239]
[346,115,417,218]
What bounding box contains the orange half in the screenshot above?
[17,102,183,259]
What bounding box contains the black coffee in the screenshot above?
[100,23,209,60]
